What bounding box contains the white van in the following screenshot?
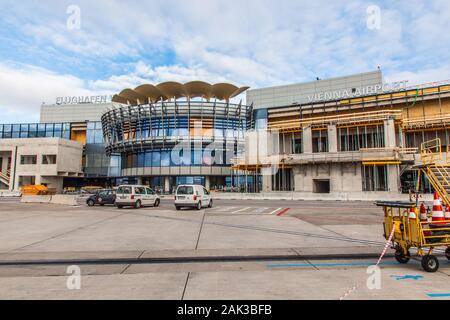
[174,185,212,210]
[115,185,160,209]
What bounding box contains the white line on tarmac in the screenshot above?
[232,207,251,213]
[212,207,236,213]
[251,207,268,214]
[269,208,282,215]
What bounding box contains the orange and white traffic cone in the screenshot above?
[420,203,431,237]
[420,203,428,222]
[409,207,417,222]
[445,206,450,223]
[431,192,446,225]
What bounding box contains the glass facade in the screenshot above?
[0,121,122,180]
[254,108,268,129]
[85,122,120,177]
[0,123,70,139]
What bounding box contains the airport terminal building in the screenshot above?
[1,70,450,197]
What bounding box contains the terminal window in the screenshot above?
[362,165,388,191]
[20,155,37,165]
[312,130,328,153]
[42,155,57,165]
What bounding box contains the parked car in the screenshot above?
[86,189,116,207]
[115,185,160,209]
[174,185,212,210]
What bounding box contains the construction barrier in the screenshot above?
[20,195,79,206]
[0,191,21,197]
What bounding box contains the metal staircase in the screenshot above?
[420,139,450,206]
[0,169,10,188]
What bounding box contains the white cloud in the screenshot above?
[1,0,450,122]
[0,63,111,123]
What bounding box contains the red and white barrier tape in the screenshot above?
[339,224,396,300]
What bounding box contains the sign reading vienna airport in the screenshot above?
[307,80,409,103]
[56,95,113,105]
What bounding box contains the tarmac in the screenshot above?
[0,199,448,300]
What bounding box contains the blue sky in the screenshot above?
[0,0,449,123]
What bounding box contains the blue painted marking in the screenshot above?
[267,261,401,268]
[391,275,424,281]
[427,293,450,298]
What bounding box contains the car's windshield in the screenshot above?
[117,186,132,194]
[177,186,193,195]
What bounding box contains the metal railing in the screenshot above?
[419,138,450,206]
[0,169,10,186]
[420,138,442,165]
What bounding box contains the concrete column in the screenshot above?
[398,126,404,148]
[328,124,338,153]
[136,177,143,185]
[302,126,313,153]
[384,118,396,148]
[205,176,210,190]
[262,174,272,192]
[283,134,292,154]
[387,164,400,193]
[11,147,18,191]
[164,176,170,194]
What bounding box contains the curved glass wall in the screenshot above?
[101,101,252,170]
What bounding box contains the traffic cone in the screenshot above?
[409,207,417,222]
[420,203,431,237]
[445,206,450,223]
[431,192,446,225]
[420,203,428,222]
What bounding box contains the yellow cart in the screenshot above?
[376,201,450,272]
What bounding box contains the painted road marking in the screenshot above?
[232,207,251,213]
[391,275,424,281]
[255,207,270,213]
[268,208,282,215]
[276,208,290,216]
[212,207,237,212]
[427,293,450,298]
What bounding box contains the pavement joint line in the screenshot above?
[101,209,387,247]
[181,272,190,300]
[267,261,405,268]
[8,212,127,253]
[120,250,146,274]
[194,210,207,250]
[204,221,386,246]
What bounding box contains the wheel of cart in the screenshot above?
[394,244,410,264]
[376,201,450,273]
[421,254,439,273]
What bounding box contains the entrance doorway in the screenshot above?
[313,179,330,193]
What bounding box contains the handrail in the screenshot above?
[420,138,441,165]
[269,109,402,129]
[360,147,418,154]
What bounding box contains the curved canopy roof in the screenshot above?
[112,81,249,105]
